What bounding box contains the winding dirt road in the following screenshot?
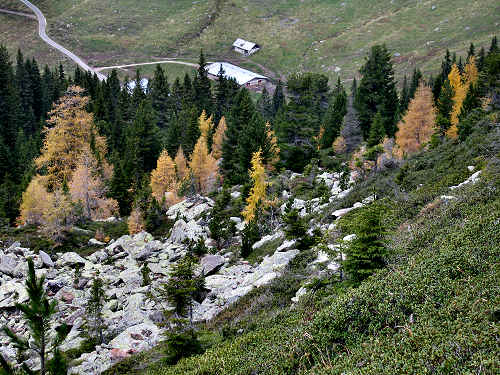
[17,0,107,81]
[0,8,35,19]
[95,60,200,72]
[10,0,280,84]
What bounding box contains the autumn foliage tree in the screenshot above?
[69,148,118,220]
[264,121,280,170]
[19,86,115,239]
[211,116,227,159]
[150,149,179,204]
[174,146,188,181]
[395,82,436,154]
[198,110,214,141]
[242,149,268,223]
[446,58,479,138]
[189,137,219,194]
[35,86,107,189]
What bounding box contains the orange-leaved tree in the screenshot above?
[198,110,214,141]
[264,121,280,170]
[35,86,107,189]
[242,149,268,223]
[332,135,347,154]
[69,148,118,220]
[395,82,436,154]
[128,207,145,235]
[211,116,227,159]
[174,146,188,181]
[19,175,52,225]
[189,137,219,194]
[150,149,179,204]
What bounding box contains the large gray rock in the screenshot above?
[106,232,161,261]
[170,219,205,243]
[0,253,18,276]
[39,250,54,268]
[166,196,213,221]
[0,280,28,308]
[200,255,225,276]
[109,322,161,352]
[60,252,86,267]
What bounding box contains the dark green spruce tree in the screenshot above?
[222,89,257,184]
[321,78,347,148]
[256,86,273,120]
[356,44,399,139]
[342,203,386,283]
[272,80,285,116]
[150,65,172,129]
[193,50,212,114]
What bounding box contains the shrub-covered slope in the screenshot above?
[138,121,500,374]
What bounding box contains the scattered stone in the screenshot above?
[252,231,284,250]
[39,251,54,268]
[450,171,481,190]
[60,252,86,267]
[89,238,105,246]
[200,255,226,276]
[170,219,206,243]
[291,287,308,303]
[0,253,18,276]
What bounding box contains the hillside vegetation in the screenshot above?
[126,115,500,375]
[0,0,498,81]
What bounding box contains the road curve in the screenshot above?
[19,0,106,81]
[95,60,201,72]
[0,8,36,19]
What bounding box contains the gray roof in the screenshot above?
[232,38,259,52]
[206,62,268,85]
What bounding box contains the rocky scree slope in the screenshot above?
[0,169,362,374]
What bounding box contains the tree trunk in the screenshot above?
[40,330,45,375]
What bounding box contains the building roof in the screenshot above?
[232,38,259,52]
[206,62,268,86]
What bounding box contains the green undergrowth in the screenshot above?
[131,122,500,374]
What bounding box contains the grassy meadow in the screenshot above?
[0,0,497,84]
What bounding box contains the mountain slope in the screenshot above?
[114,118,500,374]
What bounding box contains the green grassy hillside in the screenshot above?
[1,0,498,82]
[101,114,500,374]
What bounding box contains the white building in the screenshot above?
[206,62,268,88]
[232,38,260,56]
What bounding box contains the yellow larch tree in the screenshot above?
[174,146,188,181]
[198,110,214,141]
[314,126,325,150]
[128,207,145,235]
[35,86,107,189]
[446,60,480,139]
[464,56,479,87]
[242,149,268,223]
[150,149,179,204]
[69,148,118,220]
[395,82,436,154]
[332,135,347,154]
[19,175,52,225]
[265,121,280,170]
[211,116,227,159]
[40,190,76,242]
[189,137,219,194]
